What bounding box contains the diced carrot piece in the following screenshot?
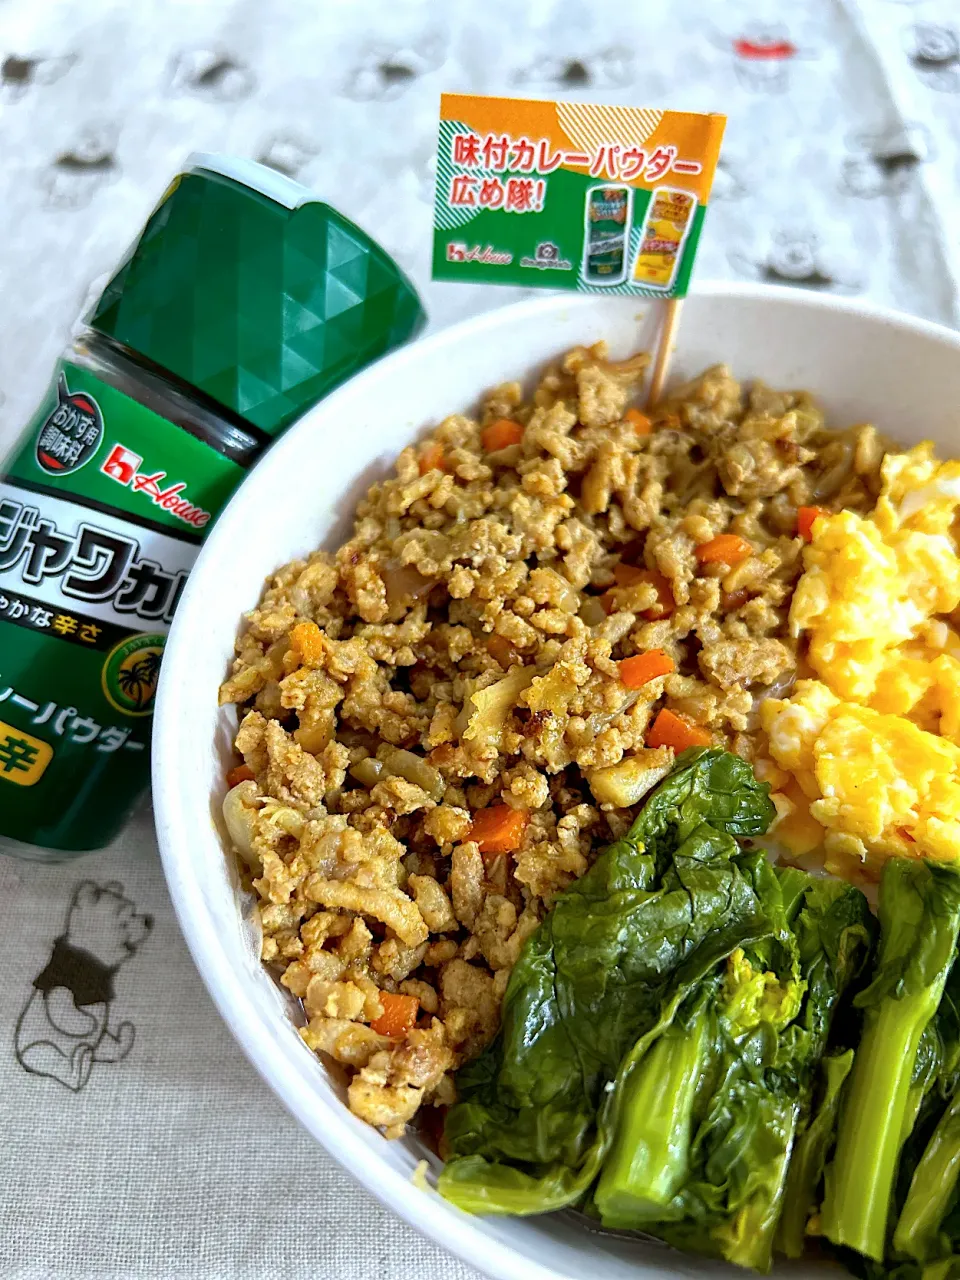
[289,619,325,666]
[797,506,827,542]
[370,992,419,1038]
[468,805,529,854]
[613,562,646,587]
[619,649,675,688]
[625,408,652,435]
[481,418,524,452]
[419,441,445,475]
[226,763,255,788]
[695,533,753,566]
[646,708,712,751]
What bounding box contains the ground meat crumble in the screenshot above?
[217,341,885,1138]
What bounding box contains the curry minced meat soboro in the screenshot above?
[218,339,908,1138]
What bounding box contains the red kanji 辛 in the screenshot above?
[620,147,648,180]
[449,174,478,207]
[509,136,536,172]
[537,139,563,172]
[480,134,511,171]
[478,176,506,208]
[452,133,481,167]
[590,143,622,179]
[645,145,678,181]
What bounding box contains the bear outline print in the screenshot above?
[14,880,153,1092]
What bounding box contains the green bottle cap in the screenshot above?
[89,154,427,437]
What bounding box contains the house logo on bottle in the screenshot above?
[35,374,104,476]
[100,443,213,529]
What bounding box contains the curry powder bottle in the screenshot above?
[0,153,425,861]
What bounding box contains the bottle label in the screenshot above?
[0,360,245,851]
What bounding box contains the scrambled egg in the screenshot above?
[760,444,960,877]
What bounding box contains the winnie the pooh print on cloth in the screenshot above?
[729,228,861,294]
[14,881,152,1092]
[709,21,816,93]
[39,125,121,211]
[841,121,934,199]
[904,23,960,93]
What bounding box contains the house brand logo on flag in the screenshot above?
[433,94,725,298]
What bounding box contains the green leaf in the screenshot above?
[894,1088,960,1262]
[630,745,777,853]
[821,860,960,1263]
[652,1026,803,1273]
[771,877,875,1261]
[779,1050,855,1258]
[439,749,778,1215]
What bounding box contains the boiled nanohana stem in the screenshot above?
[778,1050,854,1259]
[821,997,931,1259]
[820,861,960,1263]
[712,1142,799,1274]
[594,1014,708,1227]
[895,1089,960,1262]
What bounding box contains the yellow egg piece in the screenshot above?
[790,445,960,707]
[762,681,960,876]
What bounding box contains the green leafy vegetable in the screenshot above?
[778,1050,854,1258]
[593,987,713,1226]
[435,746,959,1279]
[881,954,960,1268]
[785,875,878,1065]
[821,860,960,1262]
[633,874,873,1271]
[895,1089,960,1262]
[439,748,778,1215]
[772,872,878,1259]
[773,875,880,1264]
[640,976,804,1271]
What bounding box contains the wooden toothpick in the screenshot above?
[646,297,683,409]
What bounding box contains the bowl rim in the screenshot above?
[153,281,960,1280]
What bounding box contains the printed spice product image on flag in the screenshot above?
[433,93,725,298]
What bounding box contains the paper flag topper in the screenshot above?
[432,93,726,300]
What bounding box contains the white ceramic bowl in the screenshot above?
[153,284,960,1280]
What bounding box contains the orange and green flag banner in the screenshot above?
[433,93,726,298]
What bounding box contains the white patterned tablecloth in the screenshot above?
[1,1,959,1275]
